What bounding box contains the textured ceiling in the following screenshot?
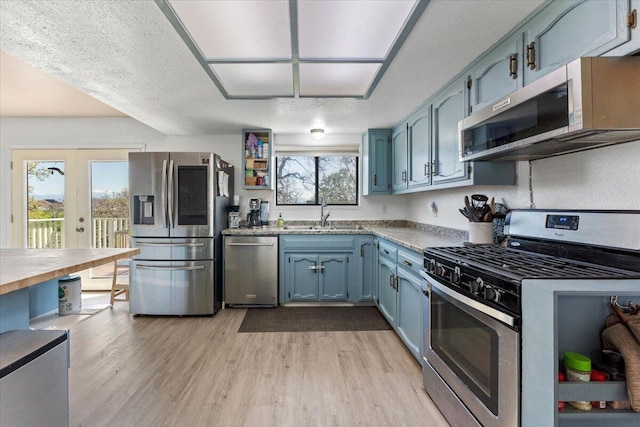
[0,0,545,136]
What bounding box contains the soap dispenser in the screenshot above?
[277,213,285,227]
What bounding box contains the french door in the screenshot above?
[11,149,131,290]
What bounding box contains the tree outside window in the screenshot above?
[276,156,358,205]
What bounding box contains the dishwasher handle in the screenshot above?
[227,242,275,247]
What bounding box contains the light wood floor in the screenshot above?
[67,303,450,427]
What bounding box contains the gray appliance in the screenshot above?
[129,152,233,315]
[459,56,640,161]
[421,210,640,427]
[0,330,69,427]
[224,235,278,307]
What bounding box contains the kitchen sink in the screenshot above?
[282,225,315,230]
[282,224,365,231]
[331,225,364,230]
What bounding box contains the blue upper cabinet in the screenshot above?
[468,32,524,114]
[523,0,632,85]
[432,76,467,185]
[362,129,391,195]
[407,103,432,188]
[391,125,408,192]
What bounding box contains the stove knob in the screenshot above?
[452,266,461,284]
[471,277,484,295]
[484,286,502,303]
[427,259,437,273]
[435,263,446,277]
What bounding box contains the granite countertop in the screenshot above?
[222,221,467,253]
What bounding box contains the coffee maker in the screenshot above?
[247,198,261,228]
[260,201,270,227]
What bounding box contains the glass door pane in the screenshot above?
[90,161,130,279]
[26,161,66,249]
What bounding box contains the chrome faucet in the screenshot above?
[320,196,331,227]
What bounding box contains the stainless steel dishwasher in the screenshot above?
[224,235,278,307]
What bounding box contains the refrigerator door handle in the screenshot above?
[168,159,175,229]
[136,242,205,247]
[136,264,206,271]
[161,159,168,228]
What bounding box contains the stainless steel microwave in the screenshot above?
[459,56,640,161]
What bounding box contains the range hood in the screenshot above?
[459,57,640,162]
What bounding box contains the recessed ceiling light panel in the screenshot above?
[298,0,418,60]
[168,0,292,60]
[211,63,294,97]
[299,63,381,97]
[160,0,427,99]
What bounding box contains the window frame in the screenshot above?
[275,154,359,206]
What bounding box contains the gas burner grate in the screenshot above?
[425,246,638,281]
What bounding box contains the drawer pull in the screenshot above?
[403,260,413,267]
[383,249,389,254]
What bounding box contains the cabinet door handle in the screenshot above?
[402,170,407,182]
[509,53,518,79]
[383,249,389,254]
[319,262,324,274]
[403,260,413,267]
[431,160,438,176]
[308,262,318,273]
[424,163,430,178]
[360,244,364,257]
[390,275,395,288]
[373,174,378,186]
[526,42,536,70]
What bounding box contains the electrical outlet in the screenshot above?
[382,204,388,214]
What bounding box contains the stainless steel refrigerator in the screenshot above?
[128,152,233,315]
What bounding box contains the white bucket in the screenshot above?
[468,222,494,244]
[58,275,82,315]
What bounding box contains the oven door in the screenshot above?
[424,272,519,427]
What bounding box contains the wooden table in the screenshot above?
[0,248,139,333]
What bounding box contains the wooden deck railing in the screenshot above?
[27,218,64,248]
[27,217,130,249]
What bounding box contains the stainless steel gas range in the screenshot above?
[420,210,640,427]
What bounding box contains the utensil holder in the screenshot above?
[469,222,494,244]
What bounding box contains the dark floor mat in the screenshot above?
[238,306,392,333]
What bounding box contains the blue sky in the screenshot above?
[30,161,128,197]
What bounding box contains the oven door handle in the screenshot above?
[427,272,517,328]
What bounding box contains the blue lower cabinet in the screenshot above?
[377,255,397,327]
[319,254,349,301]
[280,235,356,303]
[287,253,349,302]
[376,238,423,363]
[396,267,422,361]
[357,236,376,302]
[289,254,319,301]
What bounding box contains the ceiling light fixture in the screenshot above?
[160,0,428,99]
[310,128,325,140]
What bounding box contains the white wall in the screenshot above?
[0,117,406,246]
[406,140,640,231]
[2,117,637,246]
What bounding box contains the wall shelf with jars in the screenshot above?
[242,129,272,190]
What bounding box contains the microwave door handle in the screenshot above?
[168,160,175,229]
[161,159,168,228]
[428,274,516,327]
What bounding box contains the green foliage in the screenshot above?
[92,188,129,218]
